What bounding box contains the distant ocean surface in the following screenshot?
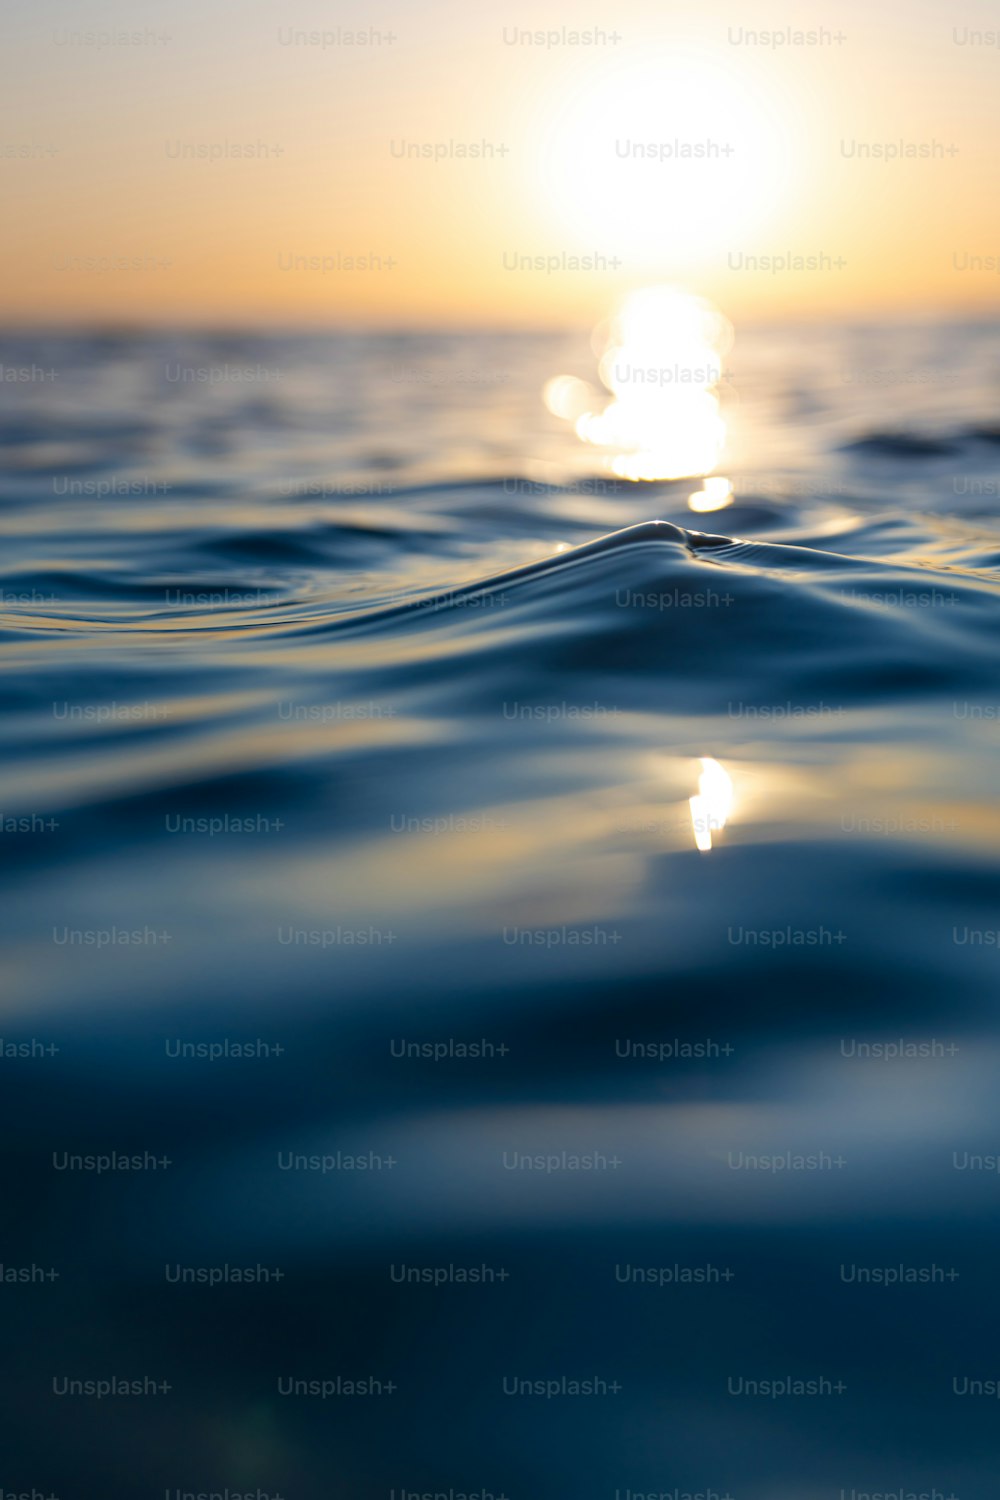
[3,321,1000,1497]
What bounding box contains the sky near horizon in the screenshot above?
[3,0,1000,327]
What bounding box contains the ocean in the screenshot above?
[2,317,999,1497]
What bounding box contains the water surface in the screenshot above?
[2,321,999,1498]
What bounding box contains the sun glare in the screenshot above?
[688,475,734,513]
[537,53,794,264]
[689,757,734,853]
[546,284,731,480]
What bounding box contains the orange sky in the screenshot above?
[4,0,1000,326]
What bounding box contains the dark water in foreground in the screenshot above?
[2,323,1000,1498]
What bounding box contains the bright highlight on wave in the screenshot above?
[689,757,733,853]
[544,286,732,480]
[688,476,734,513]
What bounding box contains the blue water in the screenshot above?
[3,322,1000,1497]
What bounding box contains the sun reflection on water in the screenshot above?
[690,757,733,852]
[688,475,734,513]
[544,285,732,482]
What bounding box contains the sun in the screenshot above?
[534,49,796,265]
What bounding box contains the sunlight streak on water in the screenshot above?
[546,286,731,480]
[689,756,734,852]
[688,475,734,513]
